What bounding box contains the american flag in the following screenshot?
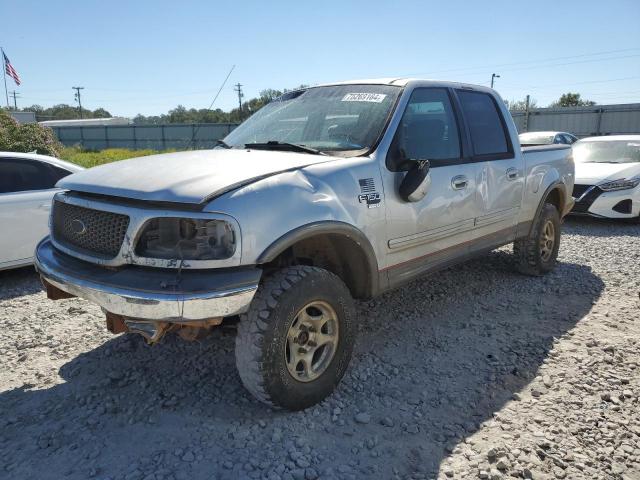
[3,52,21,86]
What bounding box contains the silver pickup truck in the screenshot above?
[35,79,574,410]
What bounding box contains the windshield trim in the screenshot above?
[357,85,405,158]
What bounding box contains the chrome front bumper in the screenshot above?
[35,238,261,322]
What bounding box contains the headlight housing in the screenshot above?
[598,177,640,191]
[135,217,236,260]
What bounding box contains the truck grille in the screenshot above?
[52,201,130,258]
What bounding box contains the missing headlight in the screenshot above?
[135,217,236,261]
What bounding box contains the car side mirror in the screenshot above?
[399,159,431,202]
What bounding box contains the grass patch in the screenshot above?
[59,146,174,168]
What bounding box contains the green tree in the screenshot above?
[549,93,595,108]
[0,109,63,156]
[92,108,112,118]
[19,103,112,121]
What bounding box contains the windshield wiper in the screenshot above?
[214,139,232,149]
[244,141,326,155]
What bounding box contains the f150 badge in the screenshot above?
[358,178,381,208]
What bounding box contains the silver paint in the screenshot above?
[37,79,574,320]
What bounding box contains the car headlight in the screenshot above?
[598,177,640,191]
[135,218,236,260]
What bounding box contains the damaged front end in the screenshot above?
[104,310,223,344]
[36,238,261,344]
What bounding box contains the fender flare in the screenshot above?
[528,181,568,236]
[257,221,380,297]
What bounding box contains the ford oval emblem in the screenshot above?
[70,218,87,236]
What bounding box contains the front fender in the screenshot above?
[202,158,386,268]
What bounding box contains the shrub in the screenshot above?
[59,146,173,168]
[0,109,63,157]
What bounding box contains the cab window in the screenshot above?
[387,88,461,171]
[457,90,512,157]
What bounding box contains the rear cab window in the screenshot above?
[456,90,513,159]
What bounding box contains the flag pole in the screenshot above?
[1,47,9,108]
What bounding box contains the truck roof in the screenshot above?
[314,77,497,93]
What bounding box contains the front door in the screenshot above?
[379,87,481,288]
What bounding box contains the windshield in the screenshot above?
[519,133,555,145]
[223,84,402,156]
[573,140,640,163]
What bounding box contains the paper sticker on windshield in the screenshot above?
[342,93,387,103]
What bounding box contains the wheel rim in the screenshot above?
[539,220,555,262]
[285,300,339,383]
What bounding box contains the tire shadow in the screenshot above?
[0,266,41,301]
[0,251,604,480]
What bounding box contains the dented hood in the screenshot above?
[58,149,338,204]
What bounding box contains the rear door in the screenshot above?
[455,89,523,245]
[381,87,481,287]
[0,158,70,266]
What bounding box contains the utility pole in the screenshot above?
[524,94,530,133]
[72,86,84,118]
[9,90,19,110]
[234,83,243,112]
[491,73,500,89]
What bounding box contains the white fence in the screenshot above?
[511,103,640,137]
[51,123,238,150]
[50,103,640,150]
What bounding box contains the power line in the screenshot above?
[495,75,640,91]
[189,65,236,149]
[404,48,640,78]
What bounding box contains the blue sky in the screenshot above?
[2,0,639,117]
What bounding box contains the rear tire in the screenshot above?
[514,203,561,276]
[235,266,356,410]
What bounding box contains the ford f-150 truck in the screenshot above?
[35,79,574,410]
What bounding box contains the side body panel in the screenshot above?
[517,145,574,235]
[206,81,573,297]
[0,189,55,265]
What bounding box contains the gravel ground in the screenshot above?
[1,217,639,480]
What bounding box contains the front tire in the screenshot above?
[235,266,356,410]
[514,203,561,276]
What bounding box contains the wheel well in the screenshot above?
[545,186,563,213]
[264,234,374,299]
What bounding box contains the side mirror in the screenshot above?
[399,159,431,202]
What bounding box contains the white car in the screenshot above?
[0,152,83,270]
[519,131,579,146]
[572,135,640,220]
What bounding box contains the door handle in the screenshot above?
[451,175,468,190]
[506,168,519,180]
